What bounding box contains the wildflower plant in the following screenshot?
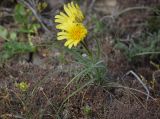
[55,2,107,113]
[55,1,106,82]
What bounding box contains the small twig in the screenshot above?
[1,114,25,119]
[100,6,151,22]
[18,0,50,32]
[115,6,151,17]
[0,7,13,17]
[0,7,12,12]
[100,15,114,22]
[41,89,58,112]
[88,0,96,13]
[106,83,155,100]
[134,51,160,56]
[125,70,150,100]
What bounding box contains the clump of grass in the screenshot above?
[114,31,160,61]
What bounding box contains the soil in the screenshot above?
[0,63,160,119]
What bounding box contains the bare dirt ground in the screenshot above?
[0,62,160,119]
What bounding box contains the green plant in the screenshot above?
[14,3,40,34]
[82,105,92,117]
[92,16,105,34]
[56,27,107,119]
[0,40,36,62]
[0,26,17,41]
[115,31,160,61]
[0,3,43,64]
[54,2,107,117]
[0,26,36,63]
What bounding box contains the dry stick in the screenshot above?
[0,7,12,12]
[10,89,26,110]
[0,7,13,17]
[18,0,50,33]
[106,83,155,101]
[88,0,96,13]
[116,6,151,17]
[100,6,151,22]
[125,70,150,100]
[134,51,160,56]
[0,114,25,119]
[41,89,57,110]
[122,87,148,110]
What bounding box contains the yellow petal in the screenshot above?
[57,32,68,36]
[64,4,72,17]
[57,35,67,40]
[64,40,73,46]
[68,43,73,49]
[73,40,79,47]
[56,24,67,30]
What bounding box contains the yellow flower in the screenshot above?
[55,2,84,25]
[16,82,29,92]
[57,23,87,48]
[55,2,87,48]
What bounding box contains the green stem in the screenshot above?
[81,40,92,59]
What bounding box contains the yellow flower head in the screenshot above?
[16,82,29,92]
[55,2,87,48]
